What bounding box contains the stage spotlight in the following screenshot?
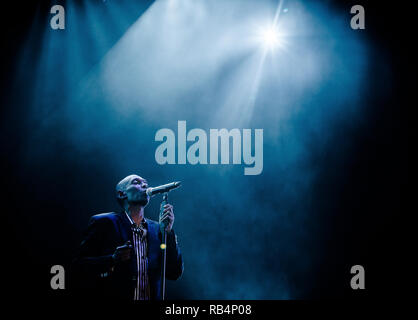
[262,27,279,48]
[258,26,283,50]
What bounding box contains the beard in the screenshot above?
[127,190,149,207]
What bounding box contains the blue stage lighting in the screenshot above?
[259,26,283,50]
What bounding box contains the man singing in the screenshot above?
[72,174,183,300]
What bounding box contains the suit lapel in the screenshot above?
[117,211,134,244]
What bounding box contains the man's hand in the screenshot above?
[160,204,175,233]
[112,241,133,263]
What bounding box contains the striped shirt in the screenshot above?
[125,212,150,300]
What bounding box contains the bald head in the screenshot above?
[116,174,149,208]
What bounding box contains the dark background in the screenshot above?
[0,0,413,301]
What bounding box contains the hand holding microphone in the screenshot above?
[147,181,181,234]
[160,203,175,233]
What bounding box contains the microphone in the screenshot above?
[146,181,181,197]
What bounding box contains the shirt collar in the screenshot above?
[125,211,147,228]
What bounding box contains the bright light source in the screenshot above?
[263,27,279,48]
[256,25,285,51]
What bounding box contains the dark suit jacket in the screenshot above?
[72,211,183,300]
